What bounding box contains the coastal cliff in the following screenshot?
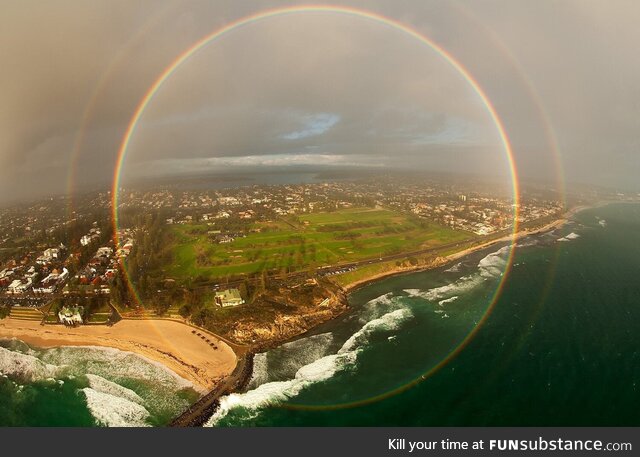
[196,277,349,347]
[232,278,349,347]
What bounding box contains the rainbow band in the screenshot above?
[65,2,179,221]
[112,5,520,218]
[111,5,521,409]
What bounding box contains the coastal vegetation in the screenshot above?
[166,207,470,282]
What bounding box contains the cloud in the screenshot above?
[281,113,341,140]
[1,0,639,203]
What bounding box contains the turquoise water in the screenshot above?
[2,203,639,426]
[207,203,640,426]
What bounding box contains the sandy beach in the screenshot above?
[0,207,590,394]
[0,318,237,391]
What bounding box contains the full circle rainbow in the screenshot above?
[111,4,522,410]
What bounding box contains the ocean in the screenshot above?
[1,203,639,426]
[205,202,640,426]
[0,342,200,426]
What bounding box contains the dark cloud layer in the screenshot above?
[1,0,638,203]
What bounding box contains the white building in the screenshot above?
[96,247,113,257]
[214,288,245,307]
[7,279,32,294]
[58,306,83,326]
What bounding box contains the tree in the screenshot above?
[238,282,248,301]
[153,295,170,316]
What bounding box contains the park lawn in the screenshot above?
[167,207,471,282]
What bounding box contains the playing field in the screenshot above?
[168,207,470,280]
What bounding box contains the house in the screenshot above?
[0,269,13,287]
[33,268,68,294]
[58,305,83,326]
[44,248,61,260]
[7,278,32,295]
[217,235,235,244]
[214,288,245,307]
[96,247,113,258]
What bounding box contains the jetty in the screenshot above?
[170,353,254,427]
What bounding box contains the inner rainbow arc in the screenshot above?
[111,5,520,231]
[110,4,522,407]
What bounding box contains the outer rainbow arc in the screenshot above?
[111,4,521,408]
[64,2,179,222]
[451,0,566,208]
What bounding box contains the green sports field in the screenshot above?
[168,207,471,281]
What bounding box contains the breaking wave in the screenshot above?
[404,245,510,303]
[85,373,144,404]
[338,308,412,354]
[40,345,196,391]
[205,308,413,426]
[517,238,539,248]
[0,346,60,382]
[357,292,404,323]
[0,341,198,427]
[438,296,459,306]
[558,232,580,242]
[477,245,510,278]
[81,388,150,427]
[248,332,336,388]
[247,352,269,390]
[445,262,462,273]
[207,351,358,426]
[278,332,335,375]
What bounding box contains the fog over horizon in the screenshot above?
[1,0,639,204]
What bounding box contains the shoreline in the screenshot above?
[241,207,589,357]
[0,318,237,392]
[340,207,586,294]
[0,203,606,426]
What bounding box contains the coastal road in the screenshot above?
[181,219,551,292]
[183,236,489,292]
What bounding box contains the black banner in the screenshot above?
[1,428,637,457]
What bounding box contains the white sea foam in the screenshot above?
[278,332,335,379]
[247,352,269,390]
[367,292,394,306]
[205,308,412,426]
[206,350,358,426]
[248,334,337,390]
[445,262,462,273]
[558,232,580,242]
[338,308,412,354]
[477,245,510,278]
[405,275,483,301]
[2,342,196,425]
[517,239,539,248]
[0,346,60,382]
[404,245,510,303]
[82,388,150,427]
[438,296,459,306]
[85,373,144,404]
[358,292,400,323]
[40,345,197,392]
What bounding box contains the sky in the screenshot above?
[1,0,639,204]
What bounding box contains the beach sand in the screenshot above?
[0,318,237,391]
